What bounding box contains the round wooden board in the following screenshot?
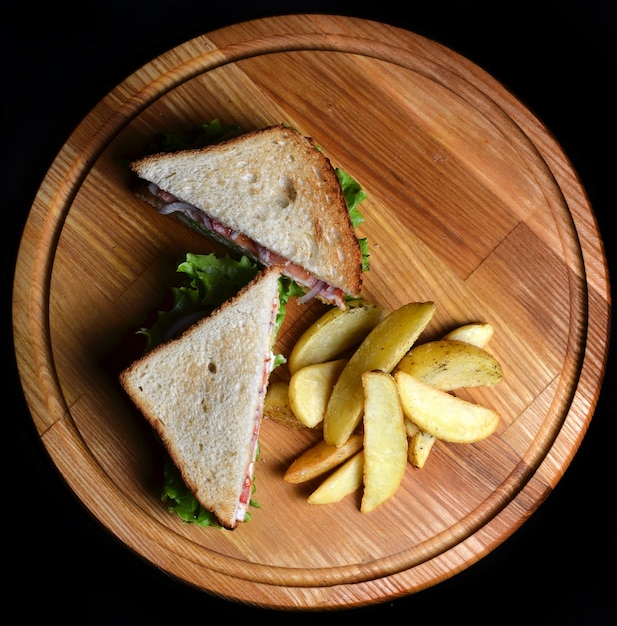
[12,14,610,608]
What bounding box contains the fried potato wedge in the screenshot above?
[324,302,436,447]
[407,429,436,468]
[395,339,503,390]
[288,299,387,374]
[284,433,363,484]
[308,451,364,504]
[361,371,408,513]
[443,323,494,348]
[405,418,435,468]
[405,418,420,438]
[263,380,307,430]
[395,371,500,443]
[288,359,347,428]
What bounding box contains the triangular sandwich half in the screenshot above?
[130,124,363,308]
[119,266,283,529]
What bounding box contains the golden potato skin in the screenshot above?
[407,430,436,468]
[264,380,307,430]
[396,339,503,391]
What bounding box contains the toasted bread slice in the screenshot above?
[119,266,283,529]
[130,125,363,305]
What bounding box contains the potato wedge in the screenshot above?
[404,418,435,468]
[324,302,436,447]
[395,339,503,390]
[407,429,436,468]
[308,451,364,504]
[395,371,500,443]
[263,380,307,430]
[361,371,408,513]
[284,433,363,484]
[405,418,420,438]
[288,299,387,374]
[288,359,347,428]
[442,323,494,348]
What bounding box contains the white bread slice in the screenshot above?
[119,266,283,529]
[130,125,362,300]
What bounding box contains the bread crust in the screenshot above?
[131,125,363,297]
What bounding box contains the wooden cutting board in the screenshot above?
[12,14,611,608]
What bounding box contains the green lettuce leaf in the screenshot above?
[138,253,259,353]
[336,168,370,272]
[161,457,222,527]
[336,167,367,228]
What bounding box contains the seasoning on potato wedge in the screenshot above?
[407,429,436,469]
[264,380,307,430]
[395,339,503,391]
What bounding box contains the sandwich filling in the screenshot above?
[148,183,347,309]
[235,301,279,523]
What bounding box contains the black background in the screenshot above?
[4,2,615,623]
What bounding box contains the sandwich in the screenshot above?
[119,264,284,530]
[130,124,367,309]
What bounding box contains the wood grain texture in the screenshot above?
[12,14,610,608]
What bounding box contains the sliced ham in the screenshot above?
[150,184,346,308]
